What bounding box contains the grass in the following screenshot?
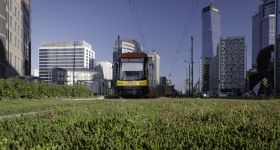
[0,98,279,149]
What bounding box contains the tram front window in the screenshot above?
[120,62,144,80]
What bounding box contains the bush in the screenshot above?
[0,79,92,100]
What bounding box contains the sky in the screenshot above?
[32,0,259,91]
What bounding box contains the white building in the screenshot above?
[95,61,112,80]
[66,69,97,85]
[218,37,246,95]
[38,41,95,83]
[31,68,39,77]
[0,0,31,77]
[148,51,160,87]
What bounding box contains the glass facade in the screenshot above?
[202,5,221,58]
[252,0,276,69]
[200,5,221,92]
[276,0,280,96]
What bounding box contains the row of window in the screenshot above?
[39,49,85,52]
[39,65,85,68]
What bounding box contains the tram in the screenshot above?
[115,52,149,97]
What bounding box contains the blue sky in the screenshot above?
[32,0,258,90]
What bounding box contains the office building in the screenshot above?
[199,57,212,92]
[39,41,95,83]
[200,4,221,92]
[113,36,141,63]
[252,0,275,68]
[202,4,221,58]
[0,0,31,78]
[275,0,280,96]
[66,69,96,85]
[95,61,113,80]
[148,51,160,87]
[218,37,246,95]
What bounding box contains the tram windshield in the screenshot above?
[119,62,145,80]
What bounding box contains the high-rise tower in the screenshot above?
[202,4,221,58]
[275,0,280,96]
[252,0,275,69]
[200,4,221,92]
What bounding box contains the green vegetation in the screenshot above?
[0,79,92,99]
[0,98,280,149]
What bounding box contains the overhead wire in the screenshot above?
[128,0,146,50]
[168,0,196,74]
[168,0,201,77]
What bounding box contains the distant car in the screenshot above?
[196,92,210,98]
[243,91,256,98]
[196,93,203,98]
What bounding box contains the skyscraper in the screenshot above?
[200,4,221,92]
[252,0,275,69]
[39,41,95,83]
[202,4,221,58]
[0,0,31,78]
[275,0,280,96]
[218,37,246,95]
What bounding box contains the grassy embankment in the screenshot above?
[0,98,279,149]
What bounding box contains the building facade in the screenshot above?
[0,0,31,78]
[66,69,96,85]
[39,41,95,83]
[148,51,160,87]
[275,0,280,96]
[252,0,276,68]
[202,4,221,58]
[199,57,212,92]
[200,4,221,93]
[113,36,141,63]
[95,61,112,80]
[218,37,246,95]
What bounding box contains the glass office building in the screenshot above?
[202,5,221,58]
[252,0,275,69]
[275,0,280,96]
[39,41,95,83]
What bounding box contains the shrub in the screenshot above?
[0,79,92,100]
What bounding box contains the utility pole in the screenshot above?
[191,36,194,97]
[189,63,191,96]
